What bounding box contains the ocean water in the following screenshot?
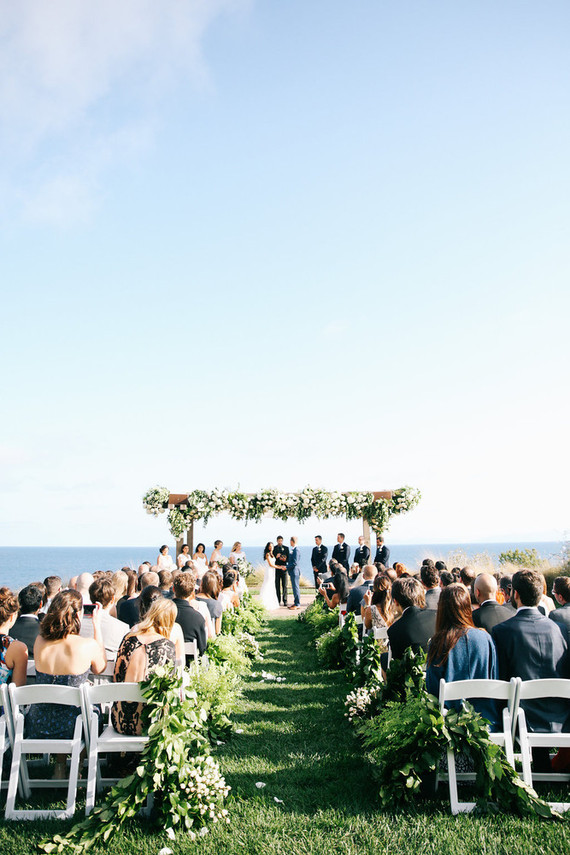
[0,541,563,591]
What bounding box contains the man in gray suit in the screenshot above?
[550,576,570,634]
[493,570,570,770]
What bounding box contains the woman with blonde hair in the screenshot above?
[112,597,177,735]
[229,542,246,565]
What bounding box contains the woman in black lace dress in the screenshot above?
[111,598,176,736]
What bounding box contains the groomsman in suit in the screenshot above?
[311,536,328,588]
[374,535,390,568]
[332,533,350,572]
[354,536,370,569]
[287,537,301,610]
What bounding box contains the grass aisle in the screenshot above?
[1,618,569,854]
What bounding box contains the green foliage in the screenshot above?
[40,665,230,853]
[340,612,360,682]
[353,633,384,688]
[499,548,544,568]
[301,596,340,638]
[186,660,243,743]
[207,633,253,675]
[376,647,427,704]
[315,626,344,669]
[221,593,265,637]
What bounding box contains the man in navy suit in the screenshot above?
[354,536,370,569]
[346,564,375,613]
[551,576,570,635]
[493,570,570,767]
[332,533,350,572]
[387,577,436,661]
[287,536,301,610]
[374,535,390,569]
[311,536,328,588]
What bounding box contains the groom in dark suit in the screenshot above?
[311,536,328,588]
[332,533,350,572]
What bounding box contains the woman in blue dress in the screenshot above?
[426,584,499,729]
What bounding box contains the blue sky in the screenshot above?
[1,1,569,547]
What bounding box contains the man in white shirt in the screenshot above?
[83,577,129,658]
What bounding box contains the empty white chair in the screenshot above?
[438,677,519,815]
[5,682,85,820]
[516,678,570,812]
[184,640,198,664]
[83,682,147,816]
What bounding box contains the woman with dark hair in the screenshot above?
[196,571,223,635]
[426,584,498,727]
[361,575,393,632]
[192,543,208,580]
[136,586,183,660]
[319,571,350,610]
[157,544,175,571]
[26,591,106,773]
[0,587,28,689]
[219,569,240,611]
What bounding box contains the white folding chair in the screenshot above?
[438,677,519,814]
[516,678,570,812]
[184,640,198,664]
[5,683,85,820]
[0,685,8,791]
[83,682,148,816]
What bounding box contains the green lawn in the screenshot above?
[1,618,569,854]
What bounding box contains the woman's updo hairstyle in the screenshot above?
[0,587,19,625]
[41,590,83,640]
[139,585,162,619]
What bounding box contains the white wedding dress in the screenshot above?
[260,560,279,610]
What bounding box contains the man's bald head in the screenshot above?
[474,573,498,604]
[76,573,95,596]
[140,571,159,590]
[363,564,376,581]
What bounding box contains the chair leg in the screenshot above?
[85,740,99,815]
[519,715,533,786]
[447,747,459,815]
[64,739,82,819]
[5,738,23,818]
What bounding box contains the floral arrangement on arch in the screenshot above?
[143,485,421,537]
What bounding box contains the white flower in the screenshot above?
[255,782,266,788]
[274,797,284,804]
[166,828,175,841]
[198,827,209,837]
[158,848,173,855]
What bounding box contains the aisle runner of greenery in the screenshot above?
[40,595,266,853]
[301,597,560,819]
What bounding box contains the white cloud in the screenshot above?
[0,0,250,224]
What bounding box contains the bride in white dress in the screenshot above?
[259,542,279,610]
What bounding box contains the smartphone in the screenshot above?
[83,603,96,615]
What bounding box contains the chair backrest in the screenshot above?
[518,678,570,702]
[83,681,144,707]
[373,626,389,641]
[8,682,84,716]
[184,641,198,657]
[439,677,519,710]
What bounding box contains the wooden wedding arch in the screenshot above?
[142,486,421,556]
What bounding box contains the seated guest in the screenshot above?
[11,584,43,656]
[440,571,455,588]
[218,569,240,611]
[540,577,556,615]
[387,577,436,660]
[196,571,223,635]
[394,563,408,577]
[76,573,95,604]
[112,598,177,736]
[498,574,516,612]
[41,576,62,614]
[87,577,129,658]
[420,565,441,611]
[179,571,214,640]
[346,565,376,613]
[493,570,570,770]
[0,588,28,688]
[435,561,447,573]
[118,571,159,627]
[426,584,499,728]
[137,585,183,662]
[550,577,570,634]
[361,574,393,632]
[27,591,106,775]
[158,570,174,599]
[459,566,476,593]
[318,572,350,611]
[173,573,207,658]
[472,574,512,634]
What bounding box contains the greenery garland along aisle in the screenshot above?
[301,597,561,819]
[40,595,266,854]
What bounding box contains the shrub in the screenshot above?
[498,548,544,568]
